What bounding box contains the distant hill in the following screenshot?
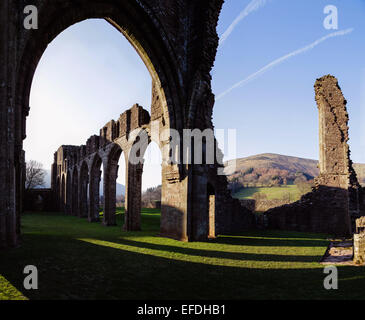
[225,153,365,187]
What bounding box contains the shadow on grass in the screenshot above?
[108,238,322,263]
[1,212,364,300]
[212,235,329,248]
[1,232,365,300]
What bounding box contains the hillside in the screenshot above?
[225,153,365,187]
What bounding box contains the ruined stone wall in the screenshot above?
[353,232,365,265]
[353,217,365,264]
[209,148,255,236]
[53,101,255,241]
[52,104,187,240]
[266,75,364,237]
[24,189,57,212]
[0,0,256,247]
[240,199,291,213]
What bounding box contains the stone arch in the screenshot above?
[15,2,188,237]
[89,153,103,222]
[122,127,156,231]
[79,161,89,218]
[119,124,167,233]
[0,1,226,247]
[71,167,79,216]
[15,2,184,148]
[140,139,163,216]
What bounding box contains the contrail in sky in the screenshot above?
[219,0,270,46]
[217,28,354,101]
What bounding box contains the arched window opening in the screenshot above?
[141,141,162,233]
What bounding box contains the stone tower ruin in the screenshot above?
[266,75,364,236]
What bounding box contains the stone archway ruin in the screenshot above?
[4,2,359,250]
[1,0,255,248]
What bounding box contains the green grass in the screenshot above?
[233,185,302,201]
[1,209,365,300]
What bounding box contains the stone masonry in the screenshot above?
[53,102,254,240]
[353,217,365,264]
[1,0,258,247]
[266,75,364,237]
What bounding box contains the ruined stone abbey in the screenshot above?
[0,1,364,249]
[52,99,254,241]
[0,0,253,247]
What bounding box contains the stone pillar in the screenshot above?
[65,172,72,214]
[0,0,19,249]
[78,165,89,218]
[160,164,189,241]
[353,233,365,265]
[71,170,79,216]
[123,162,142,231]
[15,149,24,238]
[103,161,117,226]
[61,175,66,213]
[51,153,57,191]
[208,185,216,239]
[189,165,210,241]
[315,75,353,181]
[314,75,359,236]
[89,168,101,222]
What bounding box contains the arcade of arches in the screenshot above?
[0,0,254,248]
[2,1,362,249]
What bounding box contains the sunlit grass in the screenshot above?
[0,210,364,300]
[0,275,28,300]
[78,237,322,269]
[233,185,301,201]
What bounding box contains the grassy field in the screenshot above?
[233,185,302,201]
[1,209,365,300]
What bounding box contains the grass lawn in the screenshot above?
[233,185,302,201]
[1,209,365,300]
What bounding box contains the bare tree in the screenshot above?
[25,160,46,190]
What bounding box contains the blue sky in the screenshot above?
[24,0,365,189]
[214,0,365,162]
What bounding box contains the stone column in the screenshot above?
[89,168,101,222]
[160,163,189,241]
[0,0,19,249]
[65,172,72,214]
[78,166,89,218]
[61,175,66,213]
[71,170,78,216]
[208,192,216,239]
[103,161,117,226]
[123,162,142,231]
[314,75,359,236]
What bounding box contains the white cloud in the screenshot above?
[219,0,270,46]
[217,28,354,100]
